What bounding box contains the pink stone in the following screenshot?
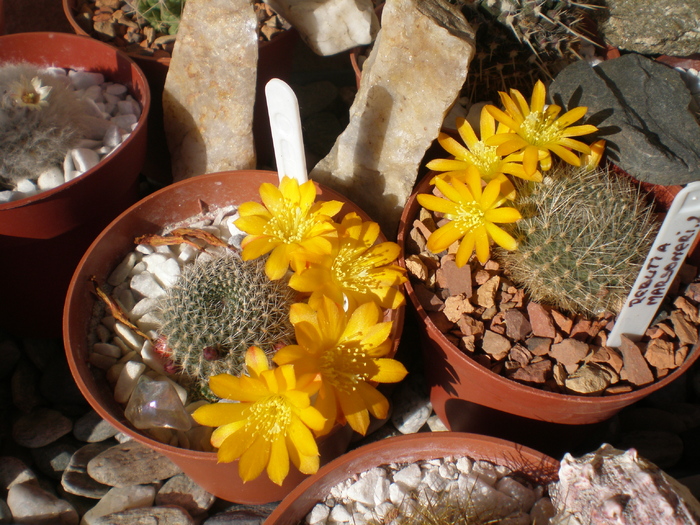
[619,336,655,387]
[527,302,557,339]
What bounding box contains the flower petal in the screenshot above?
[338,389,370,435]
[530,80,546,113]
[416,194,458,216]
[356,381,390,420]
[556,106,588,127]
[427,222,464,254]
[523,145,540,177]
[456,117,479,148]
[370,358,408,383]
[485,207,522,224]
[437,133,472,160]
[548,144,582,166]
[426,158,471,172]
[474,225,490,264]
[485,222,518,251]
[455,233,475,268]
[209,374,267,402]
[245,346,271,376]
[209,419,246,449]
[238,435,271,482]
[216,425,251,462]
[258,183,285,213]
[191,401,248,428]
[266,433,290,486]
[241,236,277,261]
[287,416,319,457]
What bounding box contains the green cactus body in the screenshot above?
[158,251,295,399]
[0,64,90,189]
[132,0,185,35]
[497,164,660,318]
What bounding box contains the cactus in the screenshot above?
[129,0,185,35]
[157,251,296,399]
[495,163,659,317]
[0,63,89,190]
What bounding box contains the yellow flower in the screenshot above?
[274,297,408,436]
[7,76,51,110]
[417,170,522,267]
[235,176,344,280]
[191,346,326,485]
[288,213,406,311]
[426,108,542,183]
[484,80,598,177]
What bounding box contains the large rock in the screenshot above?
[600,0,700,57]
[163,0,258,181]
[550,54,700,186]
[309,0,475,238]
[265,0,379,56]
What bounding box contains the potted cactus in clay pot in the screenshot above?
[398,79,700,453]
[64,169,407,503]
[0,31,149,337]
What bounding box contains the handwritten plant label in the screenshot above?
[607,182,700,348]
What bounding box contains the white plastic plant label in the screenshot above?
[607,182,700,348]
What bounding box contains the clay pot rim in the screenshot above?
[397,170,700,405]
[0,31,151,211]
[64,169,405,461]
[266,431,560,525]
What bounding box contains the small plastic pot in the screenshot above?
[397,170,700,451]
[63,169,405,503]
[266,431,559,525]
[0,31,149,337]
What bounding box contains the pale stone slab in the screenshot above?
[309,0,474,238]
[265,0,379,55]
[163,0,258,181]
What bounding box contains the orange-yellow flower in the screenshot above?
[427,107,542,184]
[288,213,406,311]
[234,176,343,280]
[417,170,521,267]
[485,80,598,177]
[274,296,407,436]
[191,346,325,485]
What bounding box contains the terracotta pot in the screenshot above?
[63,0,299,182]
[266,432,559,525]
[63,169,405,504]
[0,31,149,337]
[397,171,700,446]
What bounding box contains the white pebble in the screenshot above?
[106,83,128,96]
[135,244,155,255]
[140,340,166,375]
[112,113,138,131]
[329,504,352,523]
[69,70,105,89]
[108,252,140,286]
[307,503,330,525]
[393,463,421,489]
[112,336,131,355]
[63,150,75,177]
[71,148,101,173]
[130,271,166,299]
[102,125,123,149]
[347,468,389,506]
[89,352,117,370]
[37,167,65,190]
[177,244,199,264]
[95,324,112,343]
[65,170,82,182]
[152,257,181,289]
[106,362,126,385]
[15,179,37,193]
[114,322,144,351]
[117,100,136,115]
[93,343,122,359]
[114,360,147,404]
[115,287,136,313]
[472,460,499,486]
[0,191,12,203]
[136,312,163,333]
[74,139,102,149]
[129,297,157,320]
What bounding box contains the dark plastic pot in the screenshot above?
[63,0,299,182]
[63,169,405,503]
[397,170,700,453]
[0,31,149,337]
[266,432,559,525]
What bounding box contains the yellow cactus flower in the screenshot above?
[427,108,542,183]
[417,170,522,267]
[288,213,406,311]
[191,346,326,486]
[235,176,344,280]
[273,297,408,436]
[484,80,598,177]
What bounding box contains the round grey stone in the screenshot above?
[93,505,195,524]
[30,438,80,481]
[156,473,216,517]
[87,441,182,487]
[0,498,11,523]
[11,358,43,414]
[7,482,78,525]
[12,407,73,448]
[203,503,278,525]
[0,456,37,491]
[72,410,119,443]
[61,442,115,499]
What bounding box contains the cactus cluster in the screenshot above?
[157,251,296,399]
[496,163,659,317]
[0,63,89,190]
[128,0,185,35]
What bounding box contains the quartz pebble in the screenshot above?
[3,67,140,200]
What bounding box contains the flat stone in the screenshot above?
[600,0,700,56]
[7,482,79,525]
[443,294,474,322]
[155,473,216,517]
[549,339,590,367]
[413,283,444,312]
[526,337,552,357]
[670,310,699,346]
[310,0,475,237]
[482,330,511,361]
[438,257,472,297]
[564,363,612,395]
[526,303,556,339]
[618,336,655,387]
[201,504,277,524]
[93,505,195,524]
[12,407,73,448]
[62,442,115,499]
[163,0,258,181]
[476,276,500,309]
[73,410,119,443]
[586,346,624,374]
[504,309,531,342]
[87,441,182,487]
[0,456,37,491]
[550,54,700,186]
[30,438,80,481]
[390,373,431,434]
[11,358,43,414]
[644,338,678,371]
[510,359,552,384]
[81,485,157,525]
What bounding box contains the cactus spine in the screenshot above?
[496,163,659,317]
[158,251,295,399]
[0,63,89,190]
[130,0,185,35]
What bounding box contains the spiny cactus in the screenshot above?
[0,63,89,190]
[130,0,185,35]
[157,251,296,400]
[496,163,660,317]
